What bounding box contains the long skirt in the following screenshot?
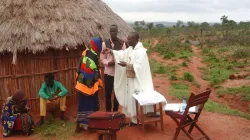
[3,113,34,137]
[76,92,99,125]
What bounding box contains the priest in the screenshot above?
[106,32,154,124]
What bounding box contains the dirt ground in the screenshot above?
[2,105,250,140]
[1,42,250,140]
[2,76,250,140]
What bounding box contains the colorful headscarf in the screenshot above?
[90,37,102,54]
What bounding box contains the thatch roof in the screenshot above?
[0,0,134,54]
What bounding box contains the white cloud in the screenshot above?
[103,0,250,22]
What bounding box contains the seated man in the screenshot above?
[37,73,68,125]
[1,90,34,137]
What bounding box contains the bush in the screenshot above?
[169,83,190,99]
[183,72,194,82]
[150,60,168,74]
[181,61,188,67]
[233,48,250,58]
[163,52,176,59]
[170,75,178,81]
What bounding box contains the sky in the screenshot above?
[104,0,250,23]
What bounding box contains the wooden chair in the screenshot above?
[165,89,211,140]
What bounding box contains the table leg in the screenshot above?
[140,106,145,132]
[136,100,139,126]
[154,104,157,127]
[98,134,103,140]
[111,132,117,140]
[159,103,164,131]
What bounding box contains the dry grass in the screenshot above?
[0,0,133,53]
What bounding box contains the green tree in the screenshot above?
[140,20,146,26]
[156,24,164,28]
[239,21,246,25]
[187,21,199,28]
[228,20,236,25]
[147,22,154,33]
[134,21,139,27]
[201,22,210,28]
[213,23,221,27]
[176,20,184,28]
[221,15,229,25]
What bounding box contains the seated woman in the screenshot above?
[1,90,34,137]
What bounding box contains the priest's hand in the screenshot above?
[103,48,111,53]
[118,61,127,67]
[110,50,113,55]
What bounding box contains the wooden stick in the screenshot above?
[34,55,81,60]
[0,67,77,79]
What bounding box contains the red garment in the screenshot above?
[13,116,22,131]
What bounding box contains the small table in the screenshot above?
[133,91,166,132]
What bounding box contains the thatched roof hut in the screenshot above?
[0,0,133,111]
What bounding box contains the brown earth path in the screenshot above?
[189,45,250,113]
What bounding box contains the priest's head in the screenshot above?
[127,32,139,47]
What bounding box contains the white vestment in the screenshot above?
[113,42,154,123]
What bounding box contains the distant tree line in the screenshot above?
[134,15,250,32]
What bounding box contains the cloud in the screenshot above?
[104,0,250,22]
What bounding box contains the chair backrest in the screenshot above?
[182,89,211,120]
[188,89,211,108]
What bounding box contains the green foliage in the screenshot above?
[217,86,250,101]
[34,120,77,140]
[181,61,188,67]
[163,51,176,59]
[170,74,178,81]
[150,61,168,74]
[150,60,178,75]
[183,72,194,82]
[152,38,193,60]
[176,20,184,28]
[200,47,248,86]
[169,83,190,99]
[147,22,154,32]
[204,68,232,86]
[205,100,250,120]
[201,22,210,28]
[217,48,229,53]
[172,83,189,90]
[187,21,199,28]
[233,47,250,58]
[202,47,210,54]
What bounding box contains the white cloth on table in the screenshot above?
[132,90,167,106]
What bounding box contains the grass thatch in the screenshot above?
[0,0,133,53]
